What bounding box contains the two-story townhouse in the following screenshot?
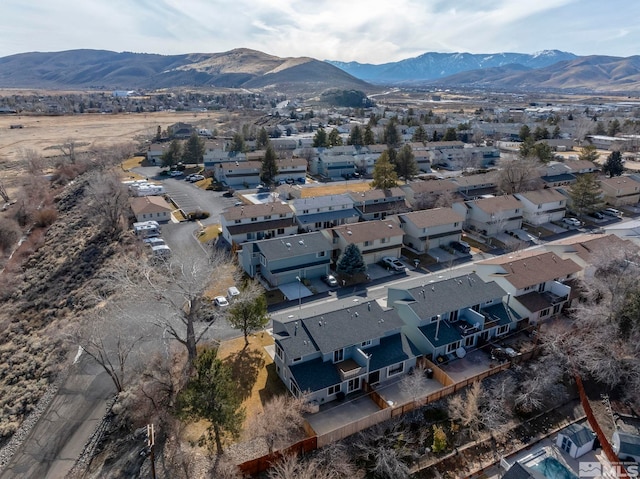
[291,194,359,232]
[538,162,577,188]
[220,202,297,246]
[563,159,598,175]
[349,188,409,221]
[239,231,333,290]
[312,145,359,179]
[204,151,247,171]
[387,273,516,361]
[214,160,262,187]
[544,233,636,280]
[330,218,404,265]
[452,195,523,236]
[275,157,307,184]
[401,179,458,207]
[599,174,640,206]
[515,188,567,225]
[398,208,465,253]
[452,172,499,199]
[475,250,581,324]
[272,300,420,403]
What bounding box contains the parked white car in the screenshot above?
[169,170,184,177]
[563,217,581,227]
[214,296,229,307]
[227,286,240,300]
[382,256,405,272]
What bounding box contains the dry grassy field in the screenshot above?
[0,110,226,162]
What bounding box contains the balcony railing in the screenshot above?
[336,358,364,381]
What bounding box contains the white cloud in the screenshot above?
[0,0,639,61]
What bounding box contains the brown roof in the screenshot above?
[515,291,553,313]
[599,175,640,191]
[332,219,403,244]
[406,179,457,195]
[478,251,582,289]
[222,202,293,221]
[218,160,262,171]
[129,196,173,215]
[469,195,522,214]
[547,233,637,263]
[516,188,566,205]
[400,207,465,228]
[350,187,405,202]
[454,172,499,188]
[226,217,297,235]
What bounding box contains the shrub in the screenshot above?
[187,210,210,221]
[34,208,58,227]
[432,424,447,453]
[0,218,21,255]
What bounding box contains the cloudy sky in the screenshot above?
[1,0,638,63]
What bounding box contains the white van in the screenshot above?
[603,208,622,217]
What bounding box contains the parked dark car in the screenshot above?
[450,240,471,254]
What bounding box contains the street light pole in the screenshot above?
[295,275,302,311]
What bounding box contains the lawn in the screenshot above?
[197,224,220,243]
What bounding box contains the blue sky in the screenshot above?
[1,0,638,63]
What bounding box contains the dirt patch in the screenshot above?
[301,181,372,197]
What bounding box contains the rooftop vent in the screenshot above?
[285,242,291,249]
[298,240,305,245]
[347,230,352,235]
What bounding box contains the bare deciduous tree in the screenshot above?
[58,138,79,164]
[246,394,309,455]
[0,218,21,255]
[70,303,146,393]
[86,171,130,238]
[399,364,430,403]
[109,248,233,371]
[497,156,543,194]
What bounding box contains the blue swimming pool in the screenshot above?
[530,457,578,479]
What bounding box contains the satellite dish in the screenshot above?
[473,322,480,330]
[456,347,467,359]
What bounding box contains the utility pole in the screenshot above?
[147,423,157,479]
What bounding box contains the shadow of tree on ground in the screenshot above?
[223,347,265,400]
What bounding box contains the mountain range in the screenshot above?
[326,50,577,84]
[0,48,369,93]
[1,48,640,93]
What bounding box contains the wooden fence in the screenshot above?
[240,347,540,476]
[237,436,318,475]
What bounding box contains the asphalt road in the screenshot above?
[0,357,114,479]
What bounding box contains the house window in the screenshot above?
[465,335,475,347]
[292,357,301,363]
[333,349,344,363]
[347,377,360,392]
[361,339,372,347]
[277,228,284,234]
[328,385,340,396]
[430,315,439,323]
[553,303,561,315]
[317,251,326,257]
[374,213,380,219]
[540,308,550,317]
[381,237,388,243]
[303,209,309,214]
[538,204,542,209]
[515,209,520,213]
[388,362,404,376]
[364,240,371,247]
[275,345,283,360]
[235,219,241,224]
[497,325,509,336]
[561,436,572,454]
[523,285,533,291]
[247,232,255,240]
[264,215,271,220]
[454,222,459,227]
[446,341,460,354]
[251,217,257,222]
[280,214,286,218]
[328,206,334,211]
